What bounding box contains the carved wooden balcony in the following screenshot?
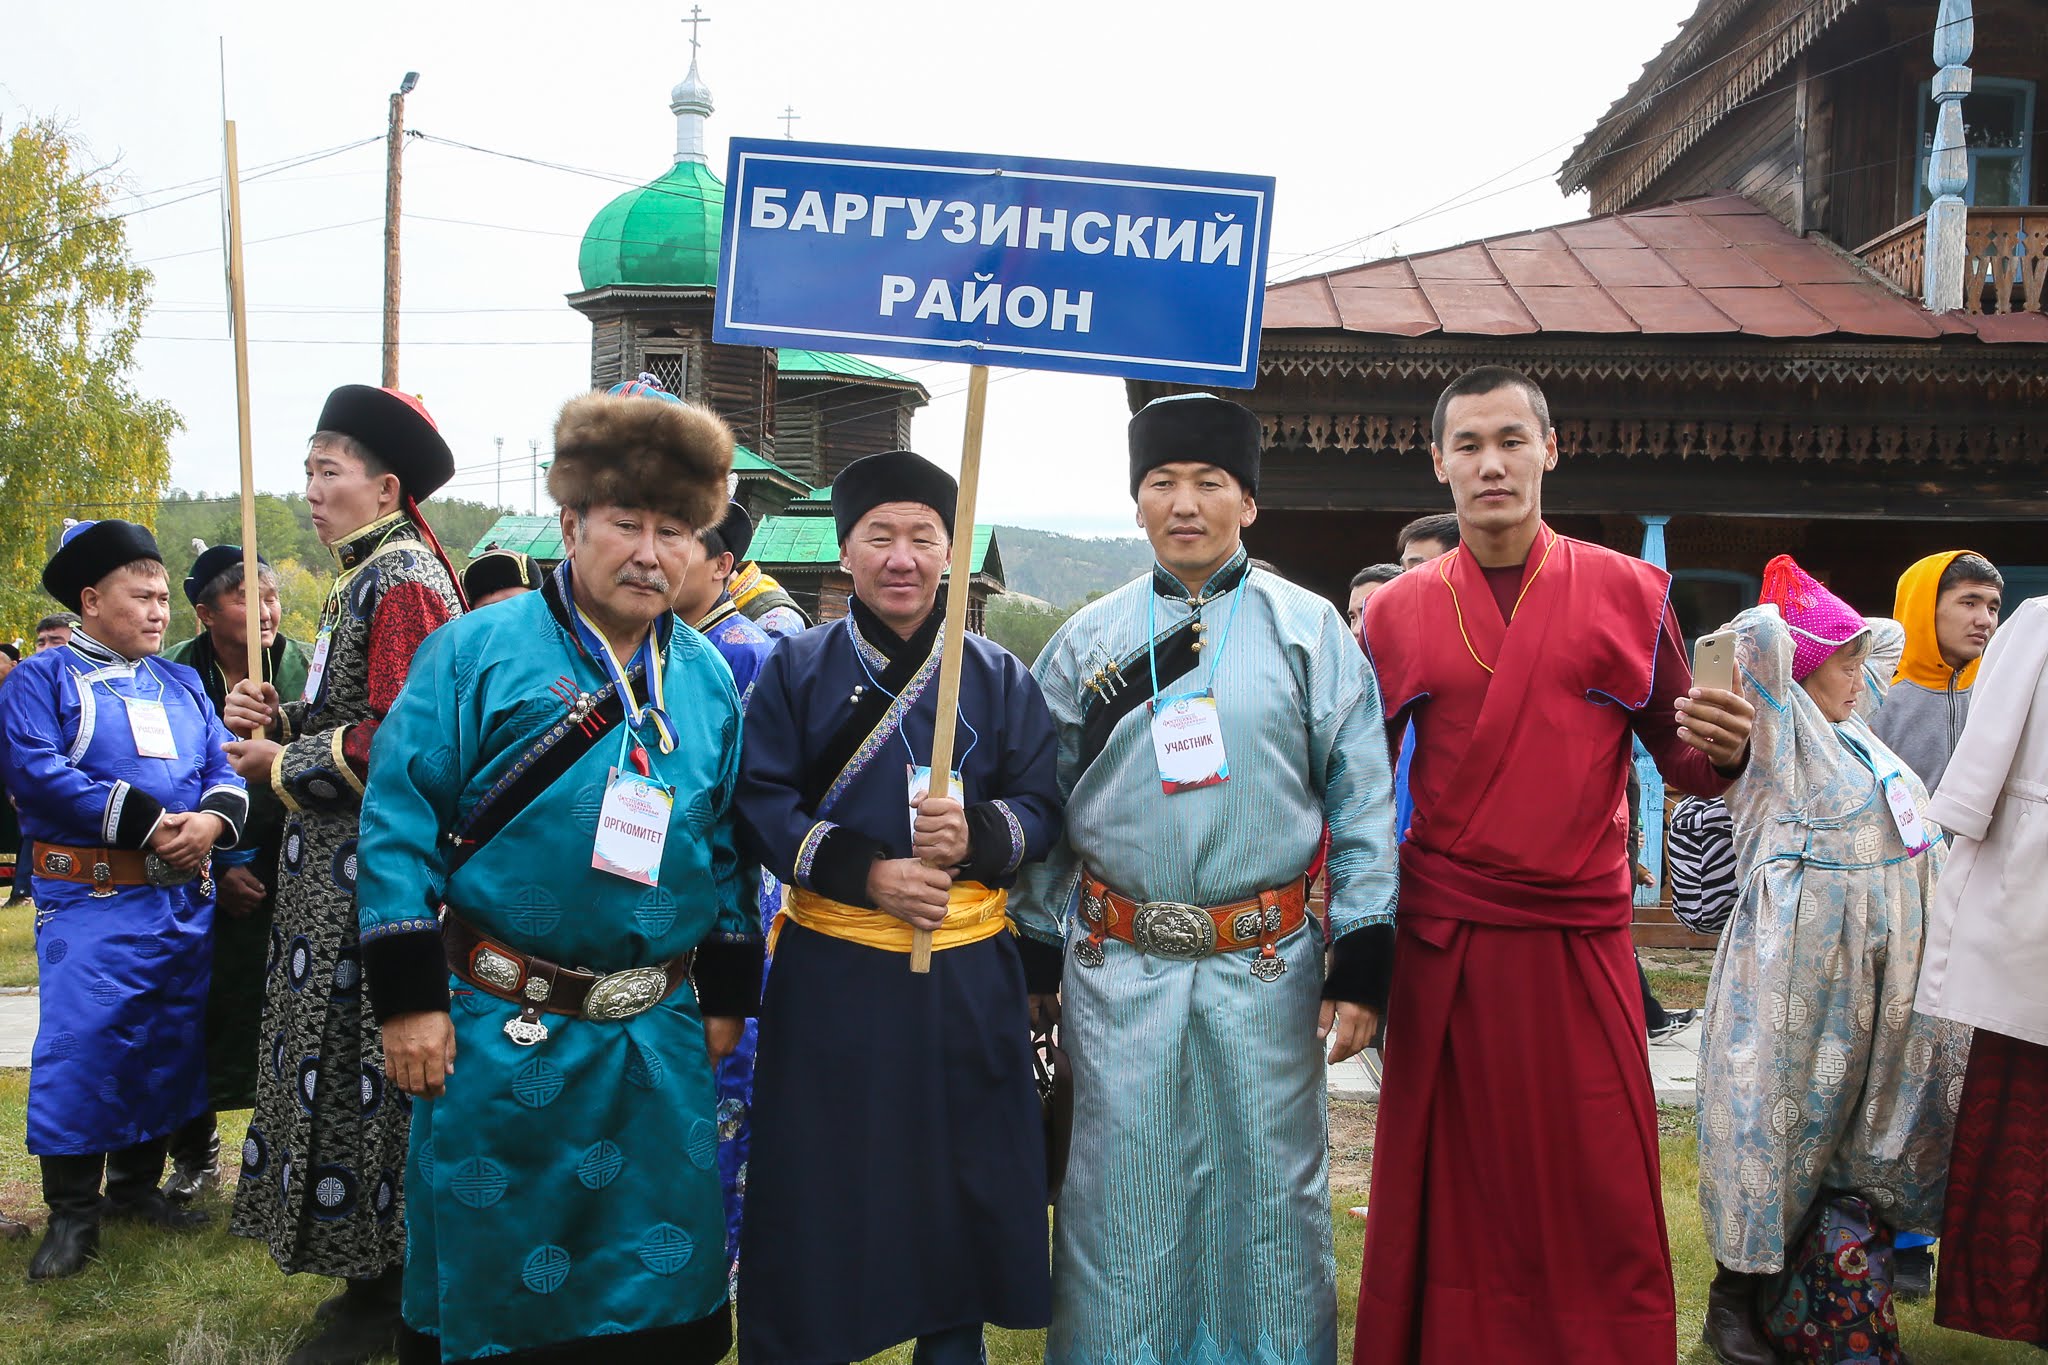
[1858,207,2048,314]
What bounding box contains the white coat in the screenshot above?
[1915,596,2048,1044]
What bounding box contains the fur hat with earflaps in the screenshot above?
[548,392,734,530]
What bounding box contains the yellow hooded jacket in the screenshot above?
[1869,549,1988,790]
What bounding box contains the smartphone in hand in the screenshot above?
[1691,629,1737,693]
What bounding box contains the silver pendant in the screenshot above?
[503,1011,550,1047]
[1073,937,1105,969]
[1250,954,1287,983]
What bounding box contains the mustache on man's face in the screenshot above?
[614,569,670,594]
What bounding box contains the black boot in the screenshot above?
[27,1154,103,1282]
[105,1136,208,1231]
[288,1265,403,1365]
[164,1112,221,1204]
[1894,1244,1935,1300]
[1702,1263,1781,1365]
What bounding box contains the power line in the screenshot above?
[0,137,381,258]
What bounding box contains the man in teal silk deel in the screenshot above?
[355,390,762,1365]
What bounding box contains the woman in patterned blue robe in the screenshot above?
[1698,599,1971,1323]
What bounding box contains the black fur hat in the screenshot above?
[1127,393,1262,497]
[831,451,957,544]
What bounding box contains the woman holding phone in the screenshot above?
[1693,555,1971,1365]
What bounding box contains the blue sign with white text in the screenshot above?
[714,139,1275,388]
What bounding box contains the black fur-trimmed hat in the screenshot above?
[1128,392,1262,497]
[461,549,539,603]
[832,451,957,544]
[184,544,269,605]
[315,385,456,500]
[42,520,163,612]
[548,393,733,530]
[703,502,754,563]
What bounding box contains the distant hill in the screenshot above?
[994,526,1150,607]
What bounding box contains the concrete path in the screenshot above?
[0,992,34,1069]
[1328,1015,1703,1108]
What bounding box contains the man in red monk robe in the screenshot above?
[1356,366,1755,1365]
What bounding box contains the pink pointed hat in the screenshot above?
[1761,554,1868,681]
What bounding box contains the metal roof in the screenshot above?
[732,445,813,489]
[470,514,565,561]
[776,348,929,397]
[750,516,996,574]
[1264,195,2048,343]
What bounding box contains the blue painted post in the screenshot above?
[1635,517,1671,911]
[1923,0,1975,312]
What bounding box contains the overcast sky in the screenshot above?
[9,0,1698,538]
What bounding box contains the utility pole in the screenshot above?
[494,435,504,509]
[530,439,540,515]
[382,71,419,388]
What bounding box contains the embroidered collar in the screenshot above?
[695,592,740,634]
[541,560,675,662]
[1151,545,1251,606]
[65,627,132,667]
[849,594,940,667]
[329,509,413,570]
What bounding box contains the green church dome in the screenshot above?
[577,158,726,290]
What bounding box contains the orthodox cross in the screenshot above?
[780,105,801,139]
[683,5,710,59]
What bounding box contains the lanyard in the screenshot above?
[844,617,980,770]
[565,568,677,768]
[1146,568,1245,707]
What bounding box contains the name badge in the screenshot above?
[303,626,334,702]
[907,764,966,844]
[592,768,673,886]
[125,697,179,760]
[1150,690,1229,794]
[1881,771,1934,857]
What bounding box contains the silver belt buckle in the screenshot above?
[1130,901,1218,960]
[144,853,196,888]
[582,966,671,1022]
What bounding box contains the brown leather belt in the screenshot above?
[1076,871,1308,981]
[442,913,693,1045]
[32,842,208,896]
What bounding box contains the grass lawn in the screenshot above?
[1645,946,1716,1011]
[0,1079,2040,1362]
[0,902,37,990]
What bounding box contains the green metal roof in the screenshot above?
[776,349,926,392]
[751,516,995,574]
[578,159,725,291]
[470,514,565,561]
[732,445,811,489]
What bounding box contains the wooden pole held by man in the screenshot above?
[910,363,990,973]
[223,118,262,716]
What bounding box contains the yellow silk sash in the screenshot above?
[779,881,1009,954]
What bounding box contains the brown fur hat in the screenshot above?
[548,392,733,529]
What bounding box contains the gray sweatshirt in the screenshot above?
[1869,675,1971,792]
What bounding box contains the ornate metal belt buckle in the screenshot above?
[1130,901,1218,960]
[144,853,196,888]
[582,966,670,1022]
[503,1009,550,1047]
[42,851,74,877]
[1230,906,1285,943]
[470,946,524,995]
